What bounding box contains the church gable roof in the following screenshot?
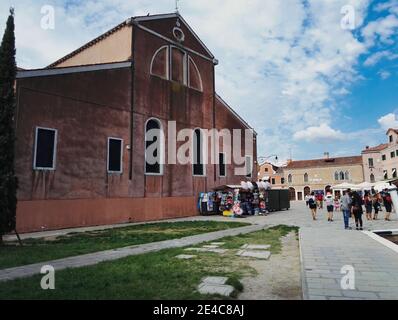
[135,13,215,60]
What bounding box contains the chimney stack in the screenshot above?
[324,152,330,159]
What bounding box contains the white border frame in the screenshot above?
[192,128,207,177]
[188,56,203,92]
[150,45,169,80]
[107,137,124,174]
[219,152,227,178]
[33,127,58,171]
[144,118,165,176]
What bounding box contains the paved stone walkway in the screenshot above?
[0,224,264,282]
[265,202,398,300]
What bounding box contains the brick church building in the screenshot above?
[15,13,257,233]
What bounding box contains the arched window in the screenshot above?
[335,171,339,181]
[345,171,350,181]
[288,174,293,183]
[150,46,168,79]
[188,56,203,91]
[370,174,375,183]
[171,47,186,84]
[304,173,309,183]
[193,129,206,176]
[145,118,164,175]
[340,171,345,180]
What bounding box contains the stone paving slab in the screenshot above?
[176,255,197,260]
[236,250,271,260]
[0,224,264,283]
[202,277,228,285]
[241,244,271,250]
[198,283,234,297]
[185,248,228,254]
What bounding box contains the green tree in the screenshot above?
[0,8,18,244]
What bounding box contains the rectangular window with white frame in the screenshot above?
[219,153,226,177]
[108,138,123,174]
[33,127,57,170]
[245,155,253,178]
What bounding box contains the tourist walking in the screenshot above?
[317,193,324,209]
[382,189,393,221]
[325,192,334,222]
[305,194,310,207]
[373,193,381,220]
[364,191,373,221]
[351,191,364,230]
[341,189,352,230]
[334,196,341,212]
[308,192,317,221]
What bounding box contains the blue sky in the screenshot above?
[1,0,398,164]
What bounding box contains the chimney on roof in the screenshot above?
[324,152,330,159]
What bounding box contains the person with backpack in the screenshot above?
[351,191,364,230]
[364,191,373,221]
[308,192,317,221]
[383,189,393,221]
[325,192,334,222]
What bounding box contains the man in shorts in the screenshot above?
[325,192,334,222]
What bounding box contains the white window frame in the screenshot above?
[187,56,203,92]
[192,128,207,177]
[150,45,169,80]
[145,118,165,176]
[170,45,187,85]
[33,126,58,171]
[219,152,227,178]
[107,137,124,174]
[245,155,253,178]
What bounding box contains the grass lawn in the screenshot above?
[0,221,249,270]
[0,225,298,300]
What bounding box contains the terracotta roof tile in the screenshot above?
[286,156,363,170]
[362,143,389,153]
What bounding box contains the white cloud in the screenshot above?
[293,124,345,142]
[378,113,398,130]
[378,70,392,80]
[364,50,398,66]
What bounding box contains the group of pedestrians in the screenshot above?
[307,188,394,230]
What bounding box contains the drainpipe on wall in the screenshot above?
[129,19,137,181]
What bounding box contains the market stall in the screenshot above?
[198,182,290,217]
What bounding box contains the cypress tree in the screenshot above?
[0,8,18,244]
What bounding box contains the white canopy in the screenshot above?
[356,182,375,190]
[374,181,393,192]
[332,182,359,190]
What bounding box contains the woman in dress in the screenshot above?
[364,191,373,221]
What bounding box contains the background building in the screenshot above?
[258,162,285,188]
[362,129,398,183]
[14,13,257,232]
[284,154,364,201]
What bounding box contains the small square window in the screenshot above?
[391,152,396,159]
[382,155,387,161]
[34,127,57,170]
[108,138,123,173]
